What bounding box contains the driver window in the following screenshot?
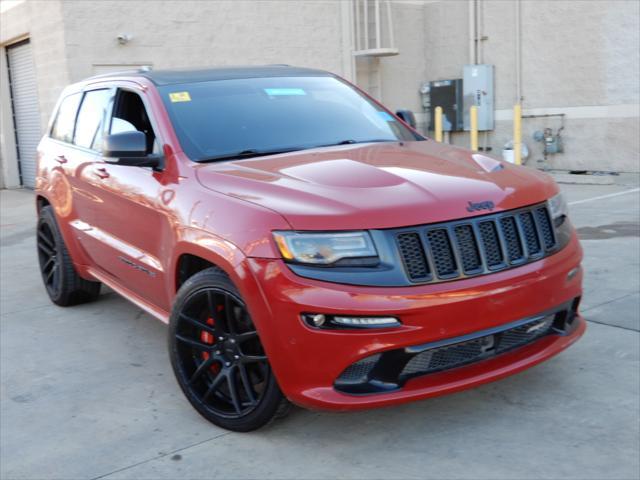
[109,90,160,154]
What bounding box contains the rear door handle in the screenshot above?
[55,155,67,164]
[95,167,110,179]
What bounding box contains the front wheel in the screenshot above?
[168,268,290,431]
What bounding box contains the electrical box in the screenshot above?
[463,64,494,131]
[423,79,464,132]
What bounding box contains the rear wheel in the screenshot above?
[37,206,101,306]
[168,268,289,431]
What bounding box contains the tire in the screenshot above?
[168,267,290,432]
[37,206,101,306]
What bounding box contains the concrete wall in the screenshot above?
[422,0,640,172]
[60,0,350,82]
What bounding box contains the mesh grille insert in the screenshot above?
[535,207,556,249]
[397,232,429,280]
[427,229,457,277]
[400,316,556,379]
[519,211,541,255]
[500,216,524,263]
[478,221,504,267]
[454,225,482,272]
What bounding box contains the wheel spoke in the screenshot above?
[175,334,212,353]
[207,290,230,334]
[236,331,258,343]
[180,313,216,335]
[238,364,257,406]
[206,289,217,315]
[202,371,226,402]
[224,295,237,334]
[38,230,55,250]
[188,357,215,385]
[42,257,55,273]
[37,242,54,257]
[46,264,57,284]
[242,354,267,363]
[226,367,242,413]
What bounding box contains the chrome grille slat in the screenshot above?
[395,203,557,284]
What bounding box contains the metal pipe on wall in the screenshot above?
[515,0,522,103]
[468,0,477,65]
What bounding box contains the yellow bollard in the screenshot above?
[434,106,443,142]
[470,105,478,152]
[513,104,522,165]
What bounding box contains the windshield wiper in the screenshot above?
[309,139,397,149]
[197,148,299,163]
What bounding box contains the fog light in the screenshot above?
[333,316,400,327]
[302,313,401,329]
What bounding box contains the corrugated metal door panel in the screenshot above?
[7,41,41,188]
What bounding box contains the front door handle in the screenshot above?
[55,155,67,164]
[95,167,110,179]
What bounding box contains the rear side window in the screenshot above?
[74,89,112,150]
[50,93,82,143]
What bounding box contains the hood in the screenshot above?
[195,141,558,230]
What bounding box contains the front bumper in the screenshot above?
[243,234,585,411]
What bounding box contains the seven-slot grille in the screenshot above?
[396,203,556,283]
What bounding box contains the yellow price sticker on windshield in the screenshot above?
[169,91,191,103]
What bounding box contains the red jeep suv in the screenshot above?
[35,66,585,431]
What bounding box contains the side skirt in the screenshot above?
[87,267,170,324]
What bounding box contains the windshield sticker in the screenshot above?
[169,91,192,103]
[377,111,395,122]
[264,88,307,96]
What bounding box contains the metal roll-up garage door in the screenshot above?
[7,40,41,188]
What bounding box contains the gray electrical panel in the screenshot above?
[463,64,494,131]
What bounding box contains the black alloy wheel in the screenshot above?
[37,220,61,297]
[37,206,101,306]
[169,268,289,431]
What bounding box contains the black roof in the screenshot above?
[89,65,333,86]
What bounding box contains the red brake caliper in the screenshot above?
[200,308,223,374]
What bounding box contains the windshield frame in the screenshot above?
[158,74,426,163]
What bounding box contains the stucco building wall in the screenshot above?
[420,0,639,171]
[1,0,638,189]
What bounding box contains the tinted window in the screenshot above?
[51,93,82,143]
[74,89,112,150]
[159,76,422,162]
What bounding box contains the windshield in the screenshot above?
[159,75,423,162]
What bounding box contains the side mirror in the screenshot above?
[395,109,417,129]
[103,131,161,169]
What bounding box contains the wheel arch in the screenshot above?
[171,230,247,295]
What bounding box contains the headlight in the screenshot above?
[548,192,569,226]
[273,231,378,266]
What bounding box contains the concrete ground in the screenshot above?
[1,178,639,480]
